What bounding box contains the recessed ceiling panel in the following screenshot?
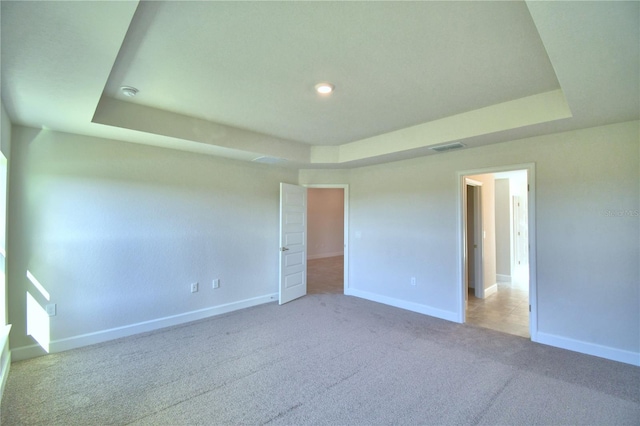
[103,1,560,146]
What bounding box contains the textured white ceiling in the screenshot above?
[1,1,638,168]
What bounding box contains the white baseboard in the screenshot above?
[535,331,640,366]
[345,288,458,323]
[0,324,12,404]
[496,274,511,283]
[307,251,344,260]
[12,294,277,361]
[483,283,498,298]
[345,289,639,367]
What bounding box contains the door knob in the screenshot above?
[280,247,289,251]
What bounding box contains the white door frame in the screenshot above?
[303,184,349,292]
[457,163,537,341]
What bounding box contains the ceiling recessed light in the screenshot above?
[315,82,334,95]
[120,86,139,97]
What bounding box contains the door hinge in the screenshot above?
[529,305,531,312]
[527,184,530,192]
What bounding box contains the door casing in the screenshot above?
[303,184,349,293]
[457,164,537,342]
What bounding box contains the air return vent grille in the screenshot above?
[429,142,466,152]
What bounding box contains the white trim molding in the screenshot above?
[483,283,498,298]
[535,331,640,367]
[11,294,276,361]
[0,324,12,402]
[346,288,458,323]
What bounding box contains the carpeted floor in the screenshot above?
[2,293,639,425]
[309,255,531,338]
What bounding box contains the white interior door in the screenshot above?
[279,183,307,304]
[464,178,484,300]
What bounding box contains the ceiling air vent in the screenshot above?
[429,142,466,153]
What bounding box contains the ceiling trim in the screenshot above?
[311,89,571,165]
[93,96,311,164]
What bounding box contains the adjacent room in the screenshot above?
[0,1,638,424]
[306,187,346,295]
[463,170,530,338]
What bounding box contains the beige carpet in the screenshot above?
[2,293,639,425]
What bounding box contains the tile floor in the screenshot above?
[466,282,530,338]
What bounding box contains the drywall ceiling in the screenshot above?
[1,1,638,168]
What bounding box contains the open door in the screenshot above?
[464,178,484,300]
[279,183,307,304]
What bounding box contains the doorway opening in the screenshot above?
[305,185,348,294]
[460,166,535,339]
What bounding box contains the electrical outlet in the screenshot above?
[190,282,199,293]
[410,277,416,286]
[46,304,57,316]
[212,279,220,289]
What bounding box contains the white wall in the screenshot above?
[0,102,12,402]
[7,120,640,366]
[1,105,10,159]
[307,188,344,259]
[299,169,350,185]
[8,126,297,359]
[343,121,639,364]
[1,102,10,324]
